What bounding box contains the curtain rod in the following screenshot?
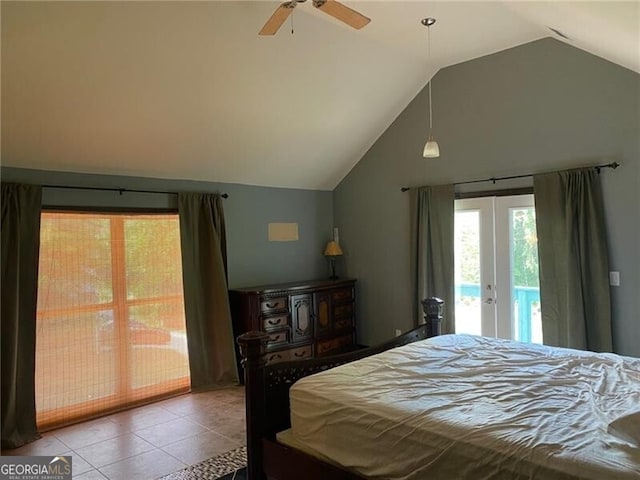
[42,184,229,198]
[400,161,619,192]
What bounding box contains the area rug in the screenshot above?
[158,446,246,480]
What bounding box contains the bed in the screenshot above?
[237,298,640,480]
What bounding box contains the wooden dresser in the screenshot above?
[230,278,357,365]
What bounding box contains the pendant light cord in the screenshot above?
[428,77,433,131]
[427,24,433,131]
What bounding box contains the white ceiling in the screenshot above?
[2,1,638,190]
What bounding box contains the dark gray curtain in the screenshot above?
[1,183,42,449]
[533,168,612,351]
[411,185,455,332]
[178,193,238,390]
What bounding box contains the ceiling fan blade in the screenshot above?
[259,3,295,36]
[313,0,370,30]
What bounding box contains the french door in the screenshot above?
[454,194,541,343]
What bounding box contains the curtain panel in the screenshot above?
[1,183,42,449]
[411,185,455,333]
[533,168,612,352]
[178,193,238,390]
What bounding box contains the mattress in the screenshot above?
[279,334,640,480]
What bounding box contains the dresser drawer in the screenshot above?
[266,329,289,349]
[316,334,353,356]
[265,351,288,365]
[289,344,313,360]
[260,297,288,314]
[264,344,313,365]
[262,314,289,331]
[333,317,353,331]
[331,288,353,302]
[333,303,353,318]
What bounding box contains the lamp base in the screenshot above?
[327,257,338,280]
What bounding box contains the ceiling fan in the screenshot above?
[259,0,370,36]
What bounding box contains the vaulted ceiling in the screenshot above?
[2,1,638,190]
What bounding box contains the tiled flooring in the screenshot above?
[1,387,246,480]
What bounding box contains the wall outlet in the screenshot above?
[395,329,402,337]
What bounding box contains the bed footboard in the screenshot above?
[237,297,444,480]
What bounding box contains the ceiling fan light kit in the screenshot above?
[422,17,440,159]
[259,0,370,36]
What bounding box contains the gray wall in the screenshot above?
[1,167,334,288]
[334,38,640,357]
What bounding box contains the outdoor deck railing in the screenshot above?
[456,283,540,342]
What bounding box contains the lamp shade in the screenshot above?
[323,241,343,257]
[423,137,440,158]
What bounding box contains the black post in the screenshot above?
[237,331,270,480]
[421,297,444,337]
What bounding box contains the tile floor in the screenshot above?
[1,387,246,480]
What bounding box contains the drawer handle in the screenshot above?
[265,302,279,308]
[269,334,282,342]
[267,318,282,326]
[293,351,307,358]
[269,354,282,361]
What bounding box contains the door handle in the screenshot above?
[484,298,494,305]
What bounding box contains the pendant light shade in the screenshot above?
[421,17,440,159]
[423,136,440,158]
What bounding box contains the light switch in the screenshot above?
[609,271,620,286]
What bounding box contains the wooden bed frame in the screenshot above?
[236,297,444,480]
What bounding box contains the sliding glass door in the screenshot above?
[35,212,190,429]
[454,195,541,342]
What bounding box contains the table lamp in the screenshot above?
[323,241,343,280]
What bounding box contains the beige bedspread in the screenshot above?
[280,334,640,479]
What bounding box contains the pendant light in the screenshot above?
[422,17,440,158]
